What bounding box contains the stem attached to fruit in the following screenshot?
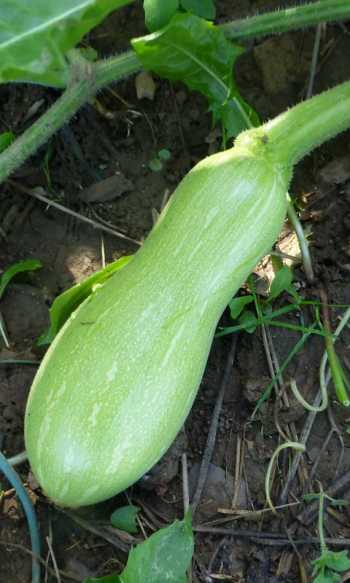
[265,80,350,167]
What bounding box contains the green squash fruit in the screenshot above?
[25,129,292,507]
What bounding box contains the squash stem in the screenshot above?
[221,0,350,41]
[0,51,141,185]
[265,80,350,167]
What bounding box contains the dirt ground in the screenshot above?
[1,1,350,582]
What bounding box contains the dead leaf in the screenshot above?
[78,174,134,203]
[135,71,156,101]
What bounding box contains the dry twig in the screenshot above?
[191,336,238,515]
[8,180,141,245]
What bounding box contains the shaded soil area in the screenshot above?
[1,1,350,582]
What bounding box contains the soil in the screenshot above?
[1,2,350,582]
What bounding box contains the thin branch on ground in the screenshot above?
[58,510,132,553]
[88,204,141,244]
[0,311,10,348]
[191,336,238,516]
[206,536,229,582]
[46,535,62,583]
[8,180,141,245]
[231,430,244,509]
[194,526,350,548]
[182,453,190,515]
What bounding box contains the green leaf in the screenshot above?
[229,295,254,320]
[180,0,215,20]
[0,0,133,87]
[119,512,193,583]
[269,266,293,301]
[313,551,350,573]
[144,0,179,32]
[238,310,258,334]
[110,505,140,534]
[37,255,132,345]
[0,131,15,153]
[132,13,258,138]
[303,493,321,503]
[313,568,341,583]
[0,259,42,300]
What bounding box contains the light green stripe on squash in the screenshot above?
[25,80,350,507]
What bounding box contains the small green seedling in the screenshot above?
[110,504,140,534]
[0,259,42,347]
[304,487,350,583]
[226,266,350,415]
[222,266,301,336]
[148,148,172,172]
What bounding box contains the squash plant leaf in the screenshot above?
[180,0,215,20]
[132,13,259,138]
[83,513,193,583]
[312,570,341,583]
[0,0,133,87]
[0,259,42,300]
[37,255,132,346]
[312,550,350,583]
[119,512,193,583]
[268,265,294,302]
[144,0,179,32]
[313,550,350,574]
[238,309,258,334]
[229,295,254,320]
[110,505,140,534]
